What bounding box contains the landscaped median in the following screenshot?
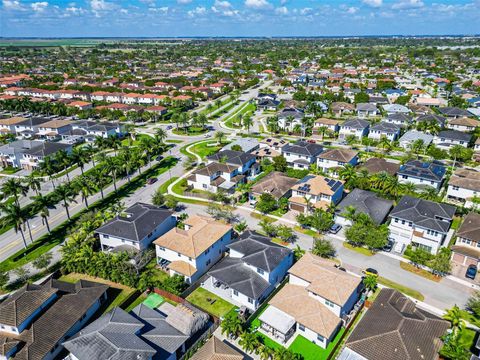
[0,157,179,273]
[377,276,424,301]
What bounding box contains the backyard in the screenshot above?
[186,287,237,318]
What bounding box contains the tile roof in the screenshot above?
[190,336,244,360]
[154,215,232,258]
[96,203,174,243]
[448,168,480,192]
[250,171,298,198]
[291,175,343,196]
[361,158,400,176]
[317,148,358,162]
[345,288,449,360]
[337,189,393,224]
[456,212,480,243]
[390,195,455,233]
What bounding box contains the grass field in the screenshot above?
[172,126,208,136]
[289,330,345,360]
[378,276,424,301]
[186,287,236,318]
[399,262,441,282]
[190,141,225,159]
[343,242,374,256]
[59,273,137,313]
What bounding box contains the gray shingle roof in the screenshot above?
[398,160,446,182]
[207,149,256,167]
[436,130,472,142]
[370,122,401,133]
[387,113,413,124]
[416,114,446,126]
[228,231,292,272]
[282,140,323,157]
[438,107,472,117]
[341,118,370,129]
[336,189,393,224]
[345,288,449,360]
[22,142,71,157]
[389,195,455,233]
[95,203,174,242]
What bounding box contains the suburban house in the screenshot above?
[331,102,354,118]
[368,122,402,141]
[0,279,108,360]
[288,175,344,213]
[281,140,324,169]
[187,150,259,193]
[0,140,72,170]
[258,253,363,349]
[258,98,281,111]
[360,158,400,176]
[356,103,378,118]
[446,117,480,132]
[385,113,413,127]
[338,288,449,360]
[338,119,370,141]
[36,119,73,139]
[397,160,447,190]
[316,148,359,174]
[433,130,472,149]
[313,118,341,134]
[222,138,260,154]
[277,107,305,130]
[382,103,410,115]
[438,106,473,118]
[154,215,233,284]
[95,203,176,253]
[0,116,27,134]
[451,212,480,270]
[398,130,433,149]
[259,138,288,153]
[446,168,480,208]
[190,336,244,360]
[335,188,393,226]
[417,114,446,128]
[204,231,293,310]
[388,195,456,254]
[249,171,298,205]
[13,117,51,137]
[64,303,209,360]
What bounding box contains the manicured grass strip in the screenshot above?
[399,262,441,282]
[125,294,147,312]
[165,139,183,143]
[172,126,208,136]
[289,330,345,360]
[0,158,178,272]
[378,276,424,301]
[294,226,318,237]
[59,273,137,313]
[190,141,225,159]
[186,287,236,318]
[343,242,374,256]
[159,177,178,194]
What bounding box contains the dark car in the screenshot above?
[146,177,158,185]
[466,265,477,280]
[362,268,378,277]
[156,155,164,161]
[383,239,394,252]
[166,125,173,130]
[329,224,342,234]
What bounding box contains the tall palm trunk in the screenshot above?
[43,216,51,233]
[112,172,118,192]
[64,201,71,220]
[25,220,33,244]
[50,176,56,190]
[18,228,27,249]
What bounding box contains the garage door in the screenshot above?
[290,203,305,212]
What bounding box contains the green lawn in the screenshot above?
[458,327,477,352]
[165,139,183,143]
[0,166,20,174]
[172,126,208,136]
[378,276,424,301]
[186,287,236,318]
[459,309,480,328]
[59,273,137,313]
[223,102,256,129]
[289,329,345,360]
[125,294,147,312]
[190,141,224,159]
[158,177,178,194]
[343,242,374,256]
[172,178,189,195]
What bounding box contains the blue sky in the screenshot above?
[1,0,479,37]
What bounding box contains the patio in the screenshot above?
[202,276,244,308]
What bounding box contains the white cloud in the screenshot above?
[362,0,382,7]
[214,0,232,9]
[3,0,25,10]
[244,0,272,10]
[188,6,207,17]
[177,0,192,4]
[65,5,86,14]
[275,6,288,15]
[90,0,114,11]
[299,7,312,15]
[139,0,155,4]
[391,0,424,10]
[31,1,48,12]
[346,6,358,14]
[120,8,128,14]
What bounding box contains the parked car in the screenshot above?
[466,265,477,280]
[329,224,342,234]
[156,155,164,161]
[146,177,158,185]
[204,132,211,138]
[362,268,378,277]
[166,125,173,130]
[383,239,394,252]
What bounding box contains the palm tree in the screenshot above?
[220,314,243,339]
[317,125,328,140]
[31,194,51,233]
[238,332,260,354]
[215,131,225,145]
[74,175,97,208]
[39,156,58,189]
[338,164,357,188]
[363,274,378,292]
[119,148,134,183]
[402,181,416,195]
[139,136,155,167]
[84,143,97,166]
[449,145,465,170]
[378,136,392,152]
[24,173,41,196]
[384,176,403,198]
[103,156,120,192]
[56,184,76,220]
[108,135,122,156]
[243,116,253,133]
[154,128,167,144]
[71,146,90,175]
[259,346,273,360]
[55,149,72,183]
[443,305,464,336]
[0,203,28,248]
[409,139,425,158]
[1,178,28,206]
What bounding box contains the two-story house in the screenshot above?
[258,253,363,349]
[281,140,324,169]
[447,117,480,132]
[368,122,402,141]
[433,130,472,150]
[313,118,341,134]
[203,231,293,310]
[154,215,233,284]
[398,130,433,149]
[385,113,413,127]
[36,119,73,140]
[19,141,72,170]
[416,113,446,128]
[0,279,108,360]
[446,168,480,208]
[397,160,447,190]
[388,195,456,254]
[187,150,259,193]
[451,212,480,270]
[14,117,51,138]
[95,203,176,253]
[277,107,305,131]
[316,148,358,175]
[356,103,378,118]
[438,106,473,119]
[338,119,370,141]
[288,175,344,214]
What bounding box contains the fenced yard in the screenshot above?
[186,287,237,318]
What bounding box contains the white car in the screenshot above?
[204,132,211,138]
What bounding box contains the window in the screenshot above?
[317,334,324,342]
[177,253,181,257]
[103,234,109,239]
[452,186,459,191]
[248,297,254,304]
[325,300,335,307]
[233,290,238,296]
[299,324,305,331]
[257,268,264,275]
[203,184,207,189]
[159,247,165,251]
[206,259,211,266]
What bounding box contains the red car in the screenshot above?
[146,177,158,185]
